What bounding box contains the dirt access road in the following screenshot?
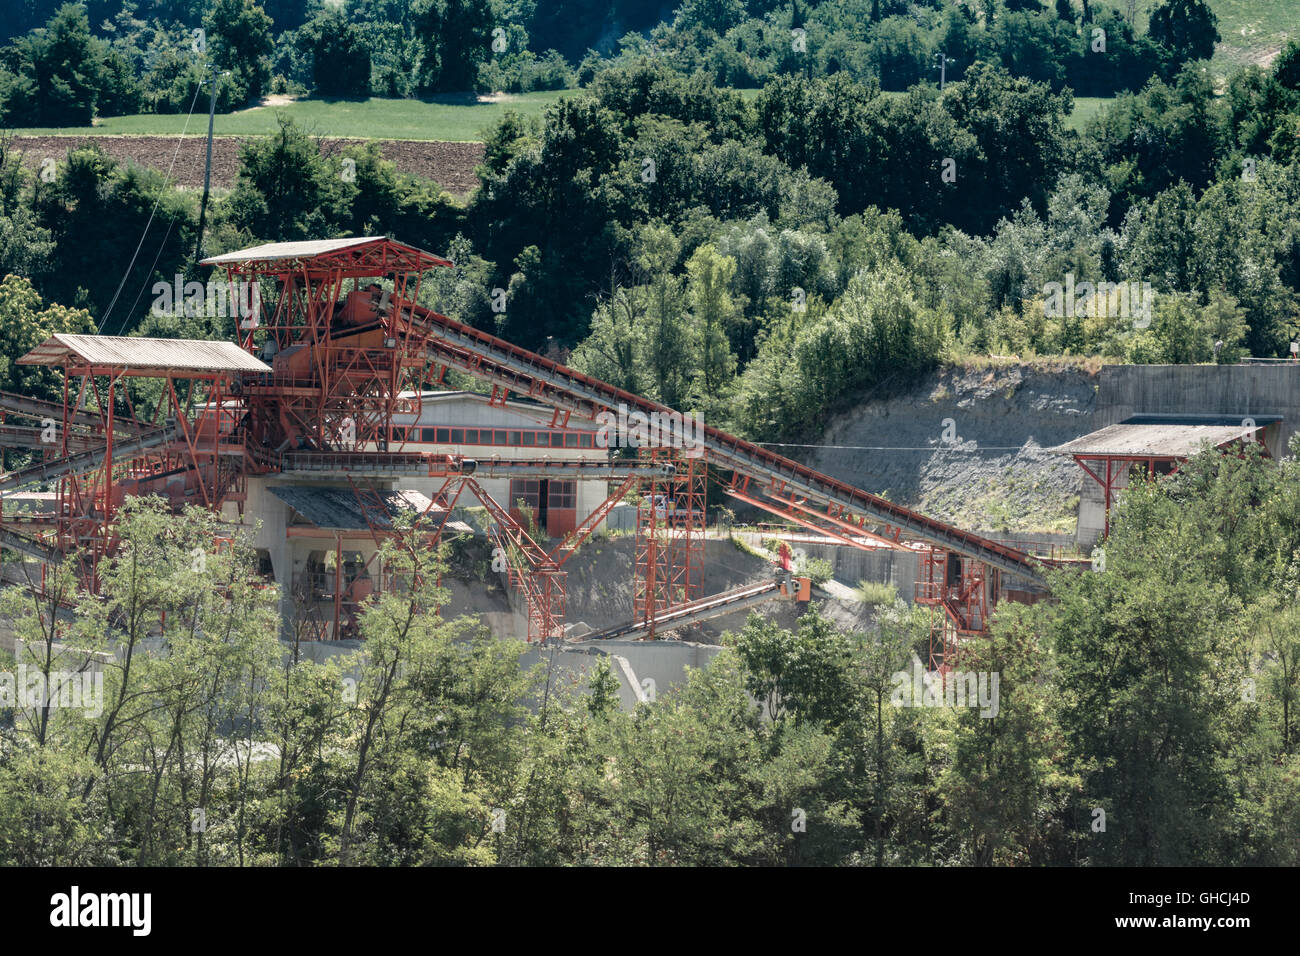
[7,135,485,196]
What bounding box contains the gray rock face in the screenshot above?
[800,362,1098,535]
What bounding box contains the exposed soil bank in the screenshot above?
[9,135,484,196]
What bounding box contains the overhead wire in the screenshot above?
[754,442,1033,451]
[97,80,206,334]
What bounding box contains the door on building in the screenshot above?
[546,479,577,536]
[508,478,541,535]
[508,478,577,537]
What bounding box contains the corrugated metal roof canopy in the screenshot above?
[270,486,473,534]
[201,237,386,265]
[1051,421,1266,458]
[18,334,271,373]
[200,236,451,269]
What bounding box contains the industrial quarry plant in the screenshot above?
[1,235,1076,665]
[0,0,1296,914]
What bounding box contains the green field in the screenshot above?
[9,91,570,141]
[12,87,1114,142]
[1065,96,1110,132]
[1208,0,1295,69]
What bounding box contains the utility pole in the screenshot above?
[194,67,224,266]
[934,52,951,90]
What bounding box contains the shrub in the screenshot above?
[798,556,834,586]
[856,579,898,606]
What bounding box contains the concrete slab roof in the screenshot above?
[394,388,599,428]
[1121,413,1283,427]
[18,334,271,374]
[1050,419,1270,458]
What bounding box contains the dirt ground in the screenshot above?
[7,135,485,196]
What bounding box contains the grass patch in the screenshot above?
[948,353,1111,375]
[1206,0,1295,70]
[731,534,772,561]
[15,88,1113,141]
[10,91,570,141]
[1065,96,1111,132]
[856,579,898,606]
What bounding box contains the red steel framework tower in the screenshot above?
[202,237,451,470]
[914,547,996,673]
[0,336,264,590]
[633,447,706,637]
[0,236,1056,660]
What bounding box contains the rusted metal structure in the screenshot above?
[633,448,706,638]
[0,236,1054,668]
[0,334,267,589]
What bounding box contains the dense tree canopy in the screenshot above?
[0,0,1226,124]
[3,455,1297,867]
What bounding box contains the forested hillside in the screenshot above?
[2,449,1298,866]
[6,29,1300,443]
[0,0,1224,121]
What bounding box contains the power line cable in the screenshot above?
[755,442,1035,451]
[97,81,205,334]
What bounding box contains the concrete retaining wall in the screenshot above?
[1098,364,1300,457]
[520,639,722,711]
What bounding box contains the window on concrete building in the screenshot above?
[254,549,274,579]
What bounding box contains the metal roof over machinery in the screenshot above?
[269,486,473,535]
[1051,414,1282,458]
[19,334,272,374]
[1052,413,1283,537]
